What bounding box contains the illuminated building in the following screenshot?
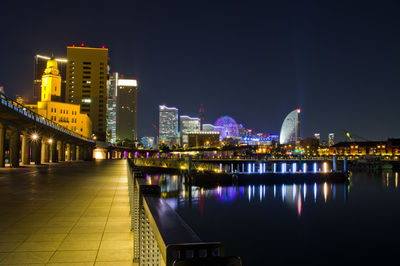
[106,73,138,143]
[214,116,240,141]
[66,45,108,141]
[314,133,321,144]
[187,132,220,148]
[159,105,179,145]
[203,124,220,132]
[27,57,92,138]
[280,109,300,144]
[180,115,200,146]
[328,133,335,147]
[241,135,279,146]
[330,141,390,156]
[106,73,117,143]
[141,136,155,149]
[116,77,138,142]
[33,55,67,104]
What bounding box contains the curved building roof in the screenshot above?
[280,109,300,144]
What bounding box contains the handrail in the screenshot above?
[127,159,242,266]
[0,93,94,143]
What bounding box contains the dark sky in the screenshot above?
[1,0,400,142]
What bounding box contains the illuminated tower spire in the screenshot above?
[41,55,62,102]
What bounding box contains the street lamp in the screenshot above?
[31,133,38,140]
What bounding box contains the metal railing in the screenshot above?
[0,93,94,143]
[127,159,242,266]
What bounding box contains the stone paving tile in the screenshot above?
[58,240,101,251]
[0,242,22,252]
[0,160,134,265]
[0,251,54,264]
[96,249,133,262]
[27,233,67,242]
[16,241,61,252]
[99,240,133,250]
[49,250,97,263]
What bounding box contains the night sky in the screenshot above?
[1,0,400,142]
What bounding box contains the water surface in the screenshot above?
[145,172,400,265]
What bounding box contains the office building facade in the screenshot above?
[106,73,117,143]
[187,132,220,148]
[180,115,200,146]
[106,73,138,143]
[116,78,138,142]
[159,105,178,146]
[66,46,108,140]
[328,133,335,147]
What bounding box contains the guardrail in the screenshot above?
[127,159,242,265]
[0,93,94,143]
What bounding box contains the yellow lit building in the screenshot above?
[66,46,108,141]
[27,57,92,138]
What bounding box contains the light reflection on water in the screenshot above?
[144,171,400,265]
[144,173,363,216]
[145,171,400,218]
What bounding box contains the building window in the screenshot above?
[83,62,91,65]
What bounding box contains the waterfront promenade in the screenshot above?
[0,160,136,265]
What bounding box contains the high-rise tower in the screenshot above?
[116,77,138,142]
[159,105,178,146]
[66,45,108,140]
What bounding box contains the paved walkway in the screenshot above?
[0,160,135,265]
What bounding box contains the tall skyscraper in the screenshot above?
[33,55,67,104]
[106,73,117,143]
[280,108,301,144]
[180,115,200,146]
[106,73,138,143]
[314,133,321,144]
[116,77,138,142]
[328,133,335,147]
[66,46,108,141]
[159,105,178,146]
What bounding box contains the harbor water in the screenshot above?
[144,171,400,265]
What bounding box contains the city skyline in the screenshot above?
[1,1,400,141]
